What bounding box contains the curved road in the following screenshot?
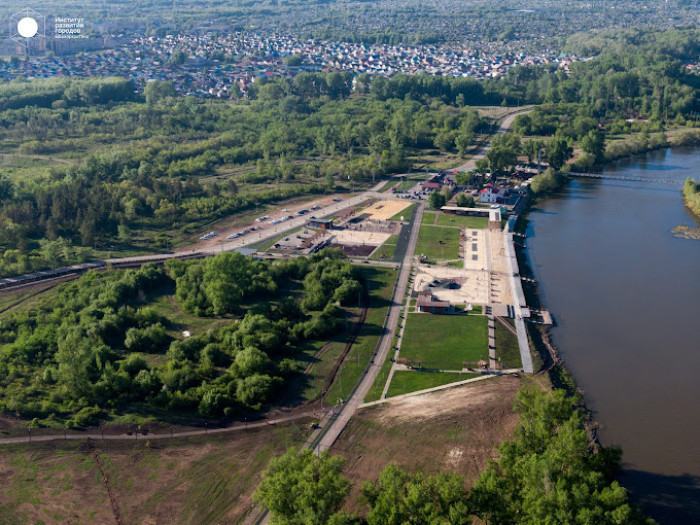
[455,108,532,172]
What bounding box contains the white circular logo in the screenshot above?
[17,17,38,38]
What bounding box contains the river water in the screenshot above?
[526,148,700,524]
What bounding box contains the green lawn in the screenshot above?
[495,319,522,369]
[415,225,460,262]
[386,371,481,397]
[364,348,395,403]
[324,266,398,404]
[388,203,416,222]
[436,214,488,229]
[370,234,398,261]
[421,211,436,225]
[399,314,488,369]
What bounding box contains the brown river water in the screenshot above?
[526,148,700,524]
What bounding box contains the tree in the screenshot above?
[523,139,545,164]
[362,464,471,525]
[428,190,446,209]
[529,168,566,194]
[144,80,176,104]
[581,130,606,164]
[454,171,474,187]
[254,448,351,525]
[486,146,518,173]
[456,193,475,207]
[545,136,574,170]
[469,387,652,525]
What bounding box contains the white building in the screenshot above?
[479,183,500,204]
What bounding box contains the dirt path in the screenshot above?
[90,444,124,525]
[495,315,518,336]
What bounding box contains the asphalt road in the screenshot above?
[455,108,532,172]
[248,202,426,525]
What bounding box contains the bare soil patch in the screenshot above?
[330,243,376,257]
[331,375,523,515]
[0,423,310,525]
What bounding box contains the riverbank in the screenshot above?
[681,177,700,218]
[522,148,700,525]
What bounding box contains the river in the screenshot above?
[526,148,700,524]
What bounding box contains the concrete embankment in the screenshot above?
[503,214,534,373]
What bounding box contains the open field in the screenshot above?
[421,211,436,225]
[399,314,488,369]
[436,214,489,229]
[332,375,523,515]
[415,225,461,262]
[369,234,398,261]
[323,266,397,404]
[0,422,310,525]
[364,345,396,403]
[361,200,413,221]
[386,371,481,397]
[495,318,522,369]
[332,230,392,246]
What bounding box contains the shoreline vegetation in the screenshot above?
[672,224,700,240]
[681,177,700,218]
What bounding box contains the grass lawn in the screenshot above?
[436,214,488,229]
[386,371,481,397]
[364,348,395,403]
[324,266,398,404]
[370,234,398,261]
[415,225,460,262]
[388,203,416,222]
[495,319,522,369]
[421,211,436,225]
[400,314,488,369]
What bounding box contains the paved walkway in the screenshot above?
[359,372,523,408]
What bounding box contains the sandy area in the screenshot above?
[463,229,488,271]
[331,230,393,246]
[333,375,523,514]
[487,230,513,305]
[413,265,489,305]
[362,200,413,221]
[371,375,520,424]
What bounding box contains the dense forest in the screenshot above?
[255,387,653,524]
[0,74,492,278]
[0,249,362,426]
